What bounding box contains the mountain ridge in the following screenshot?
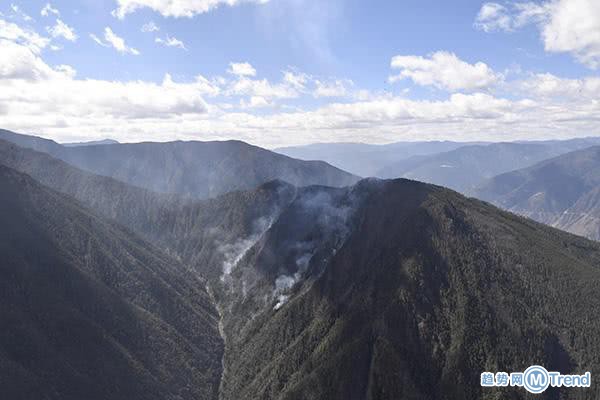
[376,139,600,193]
[5,138,600,399]
[474,145,600,240]
[0,129,359,199]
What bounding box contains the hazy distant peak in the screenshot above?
[63,138,119,147]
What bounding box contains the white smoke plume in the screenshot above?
[219,215,275,281]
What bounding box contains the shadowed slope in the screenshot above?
[0,165,223,400]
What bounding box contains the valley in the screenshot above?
[3,132,600,399]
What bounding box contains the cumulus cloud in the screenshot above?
[228,62,257,77]
[47,19,77,41]
[389,51,501,91]
[540,0,600,68]
[0,56,211,125]
[240,96,271,108]
[41,3,60,17]
[0,18,49,52]
[519,73,600,99]
[112,0,271,18]
[1,16,600,147]
[474,2,549,32]
[475,0,600,69]
[0,38,62,80]
[313,79,352,98]
[155,35,186,50]
[91,27,140,55]
[474,3,513,32]
[5,63,600,147]
[0,26,214,138]
[141,21,159,32]
[283,70,308,90]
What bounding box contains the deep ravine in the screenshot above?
[205,283,228,400]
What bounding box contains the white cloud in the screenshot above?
[2,16,600,147]
[474,2,549,33]
[10,4,33,22]
[155,35,186,50]
[226,77,298,99]
[313,79,352,98]
[41,3,60,17]
[0,18,49,52]
[112,0,271,19]
[475,0,600,69]
[92,27,140,55]
[47,19,77,42]
[89,33,108,47]
[283,70,308,90]
[0,42,211,134]
[141,21,159,32]
[228,62,257,77]
[540,0,600,68]
[474,3,513,32]
[53,64,77,78]
[5,38,598,148]
[389,51,501,91]
[0,38,62,80]
[240,96,271,108]
[519,73,600,99]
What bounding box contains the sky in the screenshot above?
[0,0,599,147]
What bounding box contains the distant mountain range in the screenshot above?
[3,138,600,399]
[377,138,600,193]
[275,141,483,177]
[475,145,600,240]
[63,138,119,147]
[276,139,600,195]
[0,130,359,199]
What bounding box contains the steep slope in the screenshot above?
[36,160,596,400]
[475,145,600,240]
[5,141,600,399]
[0,165,223,400]
[0,140,296,261]
[0,130,359,198]
[0,139,185,236]
[275,141,482,177]
[377,139,600,193]
[202,179,600,400]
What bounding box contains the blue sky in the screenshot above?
[0,0,599,146]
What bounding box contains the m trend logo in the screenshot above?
[481,365,591,394]
[523,366,549,394]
